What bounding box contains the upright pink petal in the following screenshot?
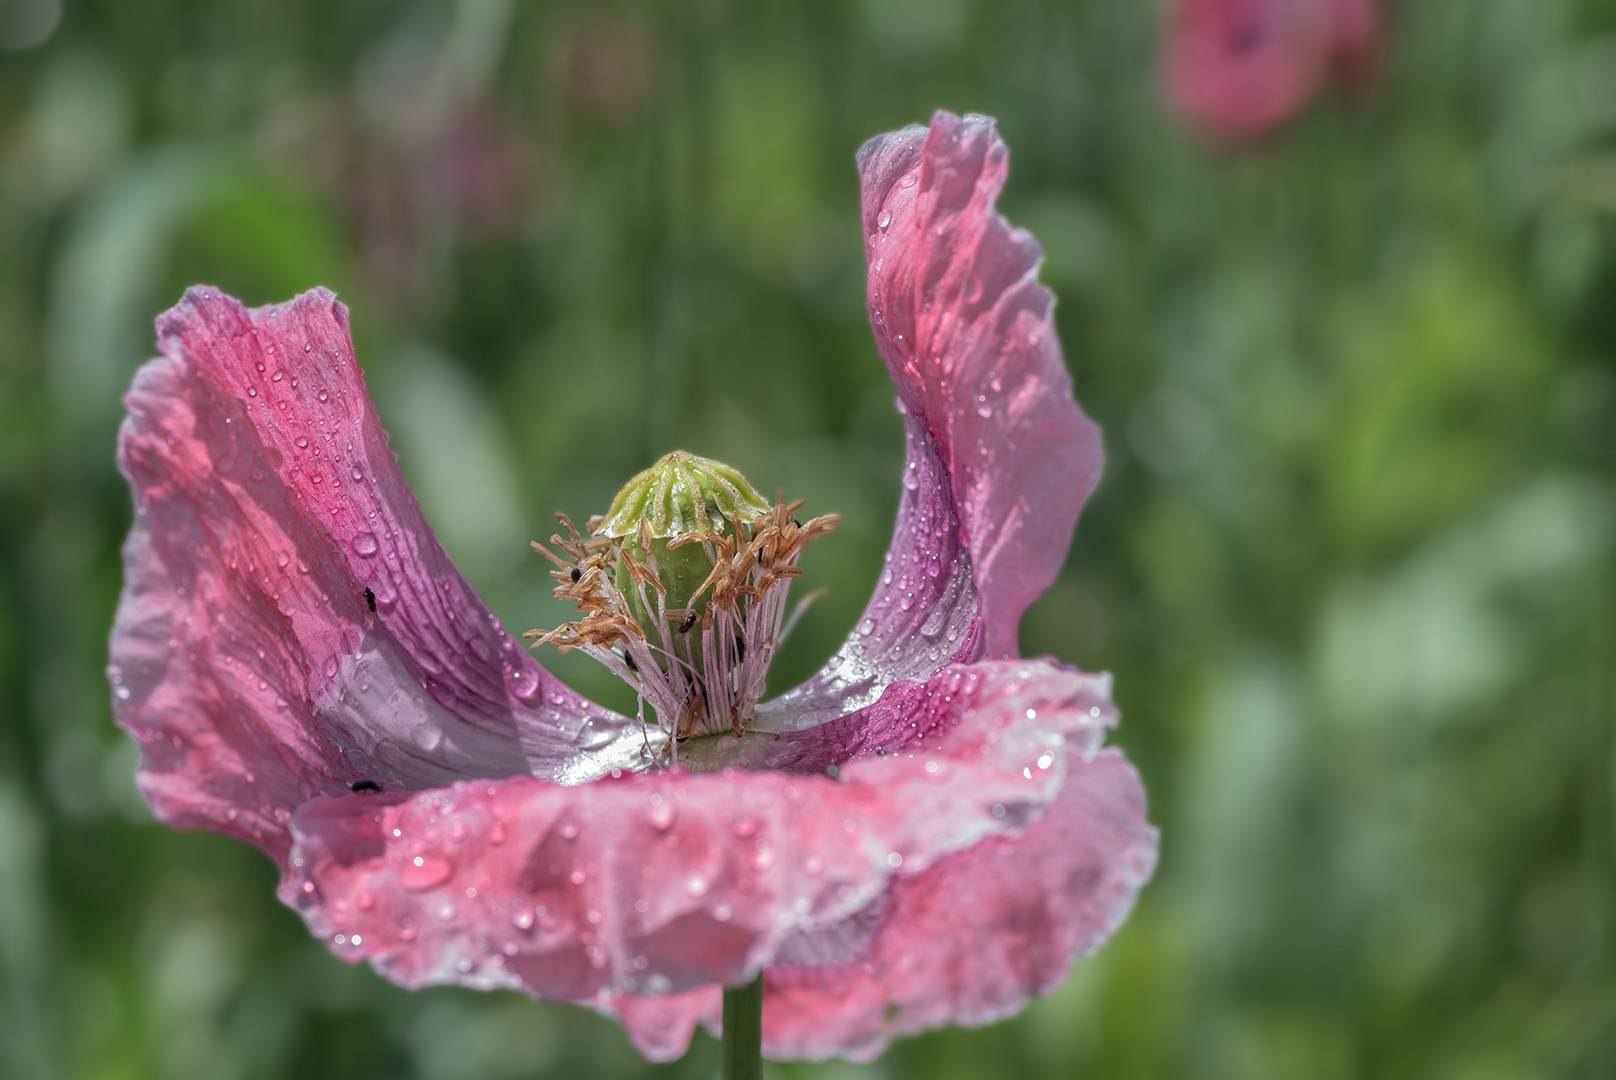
[860,113,1102,662]
[767,112,1102,731]
[111,288,639,863]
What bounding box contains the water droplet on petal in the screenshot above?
[646,794,677,831]
[353,533,379,557]
[402,854,453,891]
[877,209,892,231]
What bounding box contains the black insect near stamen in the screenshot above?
[570,567,581,583]
[678,612,697,635]
[622,649,638,673]
[735,636,746,663]
[363,587,376,613]
[351,779,381,793]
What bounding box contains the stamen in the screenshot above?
[524,451,839,756]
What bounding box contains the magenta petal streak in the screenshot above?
[108,111,1157,1064]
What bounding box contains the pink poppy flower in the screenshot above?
[108,110,1157,1062]
[1162,0,1382,144]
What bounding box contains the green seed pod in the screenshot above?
[597,452,770,650]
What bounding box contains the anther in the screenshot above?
[525,450,839,750]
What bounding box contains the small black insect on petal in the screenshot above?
[622,650,638,673]
[678,613,697,635]
[735,636,746,663]
[570,567,581,583]
[792,518,803,529]
[363,587,376,613]
[351,779,381,793]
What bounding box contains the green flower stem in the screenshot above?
[721,974,764,1080]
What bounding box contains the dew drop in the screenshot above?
[859,618,875,636]
[646,794,677,831]
[317,389,330,402]
[295,435,309,448]
[510,908,534,930]
[352,533,379,557]
[877,209,892,231]
[402,854,453,891]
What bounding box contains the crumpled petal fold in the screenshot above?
[284,660,1153,1062]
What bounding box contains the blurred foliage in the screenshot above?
[1,0,1614,1077]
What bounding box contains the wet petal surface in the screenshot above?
[769,112,1103,728]
[284,659,1146,1047]
[111,288,636,861]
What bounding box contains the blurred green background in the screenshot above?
[2,0,1614,1077]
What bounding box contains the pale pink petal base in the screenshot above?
[284,661,1154,1060]
[758,749,1154,1061]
